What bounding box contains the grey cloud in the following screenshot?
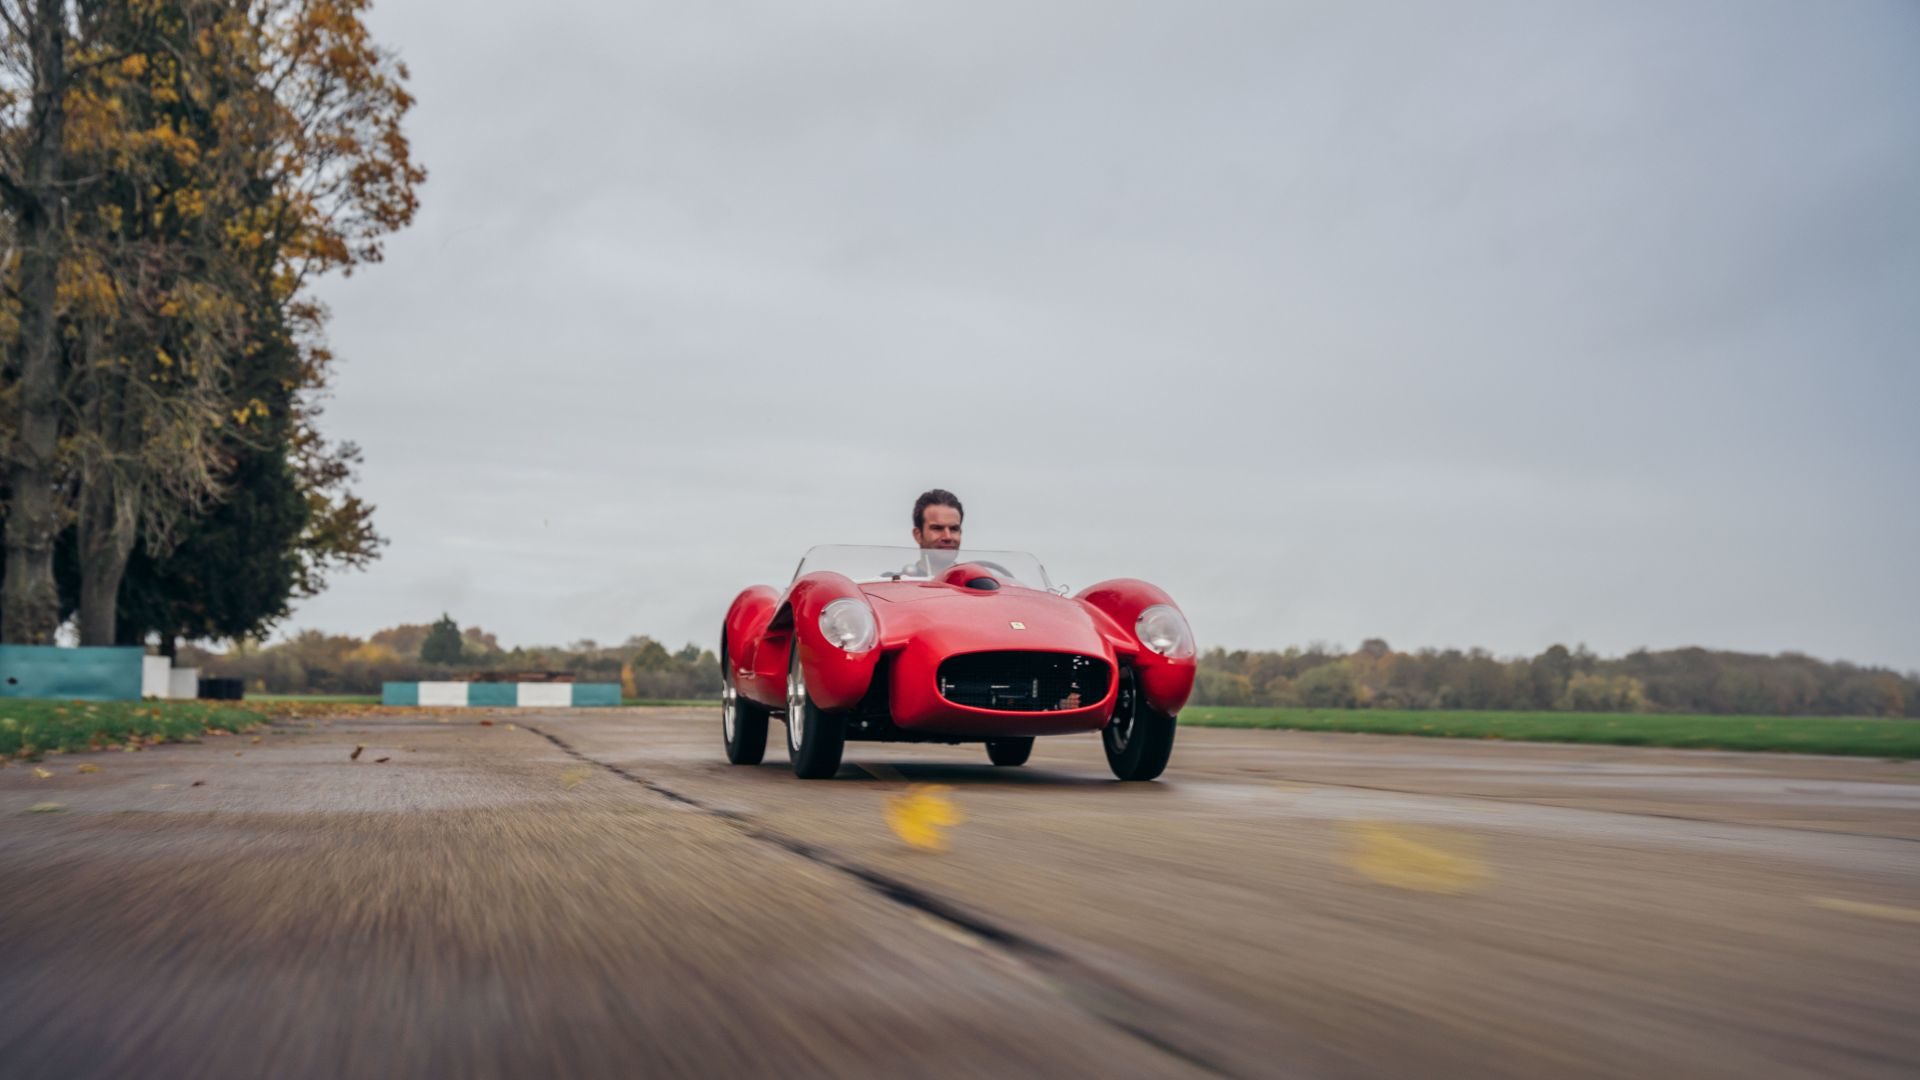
[291,0,1920,668]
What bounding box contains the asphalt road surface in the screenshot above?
[2,708,1916,1078]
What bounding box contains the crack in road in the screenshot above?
[527,725,1237,1079]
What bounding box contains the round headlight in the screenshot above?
[819,598,878,653]
[1135,604,1195,659]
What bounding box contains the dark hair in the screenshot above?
[913,489,964,529]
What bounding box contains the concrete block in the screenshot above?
[417,681,469,707]
[516,683,572,708]
[142,655,171,699]
[168,667,200,700]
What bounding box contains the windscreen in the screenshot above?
[794,546,1053,590]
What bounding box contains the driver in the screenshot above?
[912,489,963,550]
[882,489,963,579]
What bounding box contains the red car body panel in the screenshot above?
[723,557,1195,739]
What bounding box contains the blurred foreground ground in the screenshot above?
[1,708,1915,1078]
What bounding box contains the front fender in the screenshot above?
[1076,578,1197,716]
[723,585,783,708]
[787,572,883,712]
[723,586,780,674]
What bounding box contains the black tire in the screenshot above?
[721,661,768,765]
[1103,668,1176,781]
[786,648,845,779]
[986,737,1033,767]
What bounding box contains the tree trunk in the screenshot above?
[0,0,70,645]
[76,479,138,646]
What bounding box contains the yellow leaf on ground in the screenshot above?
[76,764,100,774]
[561,767,592,790]
[886,784,965,852]
[1808,897,1920,924]
[32,767,53,779]
[28,802,63,813]
[1342,822,1491,894]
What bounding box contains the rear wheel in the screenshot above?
[986,737,1033,767]
[786,649,846,779]
[1103,668,1176,781]
[721,661,768,765]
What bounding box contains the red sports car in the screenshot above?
[720,546,1197,780]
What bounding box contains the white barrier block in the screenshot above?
[516,683,572,708]
[418,681,470,707]
[142,655,171,699]
[168,667,200,700]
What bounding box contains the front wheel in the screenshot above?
[786,649,846,779]
[1103,669,1176,781]
[986,737,1033,767]
[721,662,768,765]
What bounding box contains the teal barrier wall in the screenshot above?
[571,683,621,707]
[377,682,622,707]
[0,645,145,701]
[469,683,517,707]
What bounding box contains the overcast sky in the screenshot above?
[291,0,1919,670]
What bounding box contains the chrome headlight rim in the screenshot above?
[1135,603,1195,660]
[818,597,879,654]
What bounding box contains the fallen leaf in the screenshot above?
[374,757,390,763]
[1808,897,1920,924]
[479,720,493,727]
[233,751,243,757]
[350,745,364,761]
[505,723,517,731]
[1342,822,1490,895]
[250,736,261,745]
[191,780,206,787]
[561,766,592,790]
[32,767,53,780]
[76,764,100,774]
[886,785,965,852]
[28,802,63,813]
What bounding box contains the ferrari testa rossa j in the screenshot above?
[720,546,1197,780]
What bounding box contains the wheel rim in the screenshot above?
[1111,683,1135,751]
[787,663,807,752]
[722,678,737,744]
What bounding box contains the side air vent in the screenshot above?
[936,652,1110,712]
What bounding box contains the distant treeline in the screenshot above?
[189,624,1917,718]
[1196,641,1917,717]
[185,621,720,700]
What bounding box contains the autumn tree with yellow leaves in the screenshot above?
[0,0,421,645]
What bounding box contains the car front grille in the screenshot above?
[936,652,1110,712]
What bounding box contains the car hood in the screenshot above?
[859,581,1115,657]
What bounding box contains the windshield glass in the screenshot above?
[794,546,1053,590]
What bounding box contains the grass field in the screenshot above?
[1179,706,1920,758]
[0,699,272,760]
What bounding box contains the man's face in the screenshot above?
[913,505,962,550]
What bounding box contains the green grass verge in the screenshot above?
[0,699,273,760]
[1179,707,1920,758]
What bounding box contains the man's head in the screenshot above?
[912,489,964,550]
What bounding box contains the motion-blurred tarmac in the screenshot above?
[1,709,1915,1078]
